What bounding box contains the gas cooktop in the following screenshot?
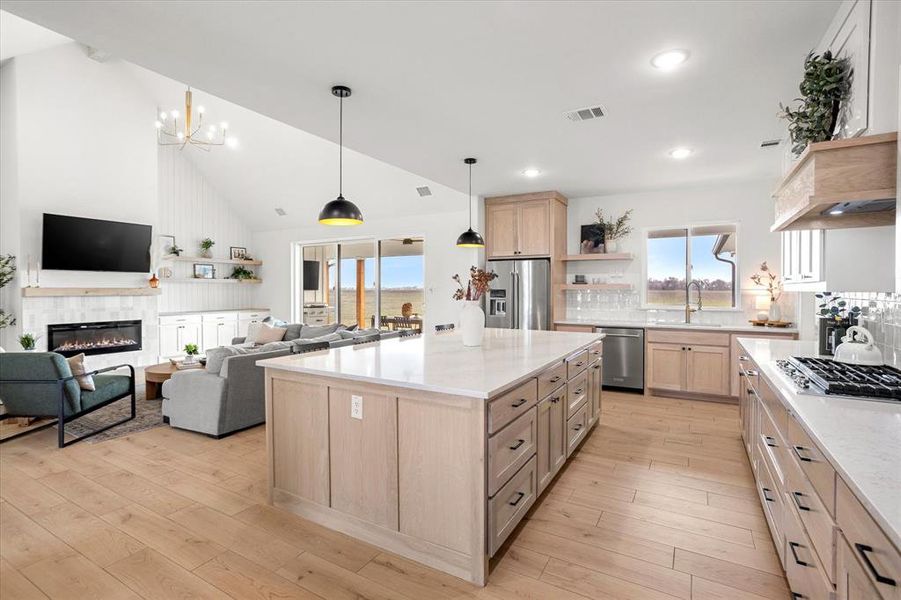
[776,356,901,403]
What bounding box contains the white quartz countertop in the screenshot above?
[738,337,901,547]
[257,328,604,399]
[556,318,799,334]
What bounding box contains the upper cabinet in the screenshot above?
[484,192,565,259]
[772,132,897,233]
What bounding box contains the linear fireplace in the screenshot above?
[47,320,142,357]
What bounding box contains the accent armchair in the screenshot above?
[0,352,135,448]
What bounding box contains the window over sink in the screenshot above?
[644,224,738,309]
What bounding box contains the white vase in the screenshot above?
[768,301,782,322]
[605,240,619,253]
[460,301,485,347]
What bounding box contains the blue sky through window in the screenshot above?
[337,256,424,289]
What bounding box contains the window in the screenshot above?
[293,237,424,331]
[645,224,738,309]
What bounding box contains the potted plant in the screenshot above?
[183,343,199,364]
[779,50,851,156]
[816,293,861,355]
[750,262,783,321]
[593,209,633,253]
[199,238,215,259]
[167,243,183,257]
[230,265,255,280]
[18,333,38,352]
[452,266,497,347]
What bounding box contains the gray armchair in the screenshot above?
[0,352,135,447]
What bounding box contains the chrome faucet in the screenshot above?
[685,280,703,323]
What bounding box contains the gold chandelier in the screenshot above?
[155,87,236,151]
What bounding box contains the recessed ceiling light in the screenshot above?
[651,49,689,71]
[522,168,541,178]
[668,147,693,159]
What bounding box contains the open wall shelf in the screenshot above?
[164,278,262,284]
[161,255,263,266]
[556,283,632,291]
[561,253,633,262]
[21,287,162,298]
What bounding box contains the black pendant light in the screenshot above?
[319,85,364,226]
[456,157,485,247]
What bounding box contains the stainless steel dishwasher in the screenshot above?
[597,327,644,391]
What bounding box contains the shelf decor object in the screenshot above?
[456,158,485,248]
[319,85,364,226]
[156,86,235,151]
[771,132,897,232]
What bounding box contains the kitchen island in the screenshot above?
[257,328,604,585]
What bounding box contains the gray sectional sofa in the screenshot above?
[161,321,389,437]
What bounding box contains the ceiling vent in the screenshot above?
[416,186,432,197]
[564,105,606,122]
[274,207,287,216]
[760,138,782,148]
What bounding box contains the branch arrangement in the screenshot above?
[453,266,498,302]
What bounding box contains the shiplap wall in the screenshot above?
[157,149,261,313]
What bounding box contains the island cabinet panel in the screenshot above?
[588,359,602,426]
[566,370,589,419]
[783,499,834,600]
[536,387,566,494]
[837,538,883,600]
[488,379,538,434]
[398,395,484,557]
[488,407,537,497]
[537,361,566,399]
[328,387,399,530]
[488,456,537,556]
[269,378,330,506]
[788,415,836,517]
[566,402,590,458]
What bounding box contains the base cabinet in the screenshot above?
[536,388,566,494]
[588,359,602,425]
[647,342,729,396]
[837,538,884,600]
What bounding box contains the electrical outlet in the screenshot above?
[351,395,363,420]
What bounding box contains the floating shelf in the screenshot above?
[561,253,633,262]
[164,278,262,284]
[556,283,632,291]
[22,287,162,298]
[161,255,263,266]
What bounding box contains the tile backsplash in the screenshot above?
[829,292,901,367]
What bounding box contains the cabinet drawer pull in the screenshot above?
[549,376,561,383]
[508,491,526,507]
[575,361,584,367]
[793,445,814,462]
[739,355,749,362]
[764,435,777,448]
[762,487,774,503]
[788,541,810,567]
[574,388,584,395]
[855,543,898,586]
[550,396,560,404]
[510,398,528,408]
[791,593,805,599]
[509,439,525,451]
[593,364,601,370]
[791,491,811,512]
[573,424,583,432]
[745,370,759,376]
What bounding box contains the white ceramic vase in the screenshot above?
[768,300,782,322]
[605,240,619,253]
[460,301,485,347]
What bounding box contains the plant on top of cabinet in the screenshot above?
[778,50,851,156]
[199,237,215,258]
[591,208,632,254]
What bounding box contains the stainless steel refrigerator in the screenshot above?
[485,259,550,330]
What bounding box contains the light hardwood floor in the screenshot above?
[0,391,788,599]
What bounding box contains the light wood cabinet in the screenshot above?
[646,342,687,392]
[518,200,551,256]
[837,538,886,600]
[536,388,566,494]
[686,345,730,396]
[588,359,602,426]
[484,199,550,258]
[485,203,519,257]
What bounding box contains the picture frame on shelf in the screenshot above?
[159,234,181,256]
[193,263,215,279]
[229,246,247,260]
[579,224,605,254]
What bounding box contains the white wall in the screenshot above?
[564,178,798,323]
[253,208,481,330]
[0,60,21,350]
[157,149,259,313]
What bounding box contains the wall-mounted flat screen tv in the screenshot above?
[303,260,320,291]
[42,213,152,273]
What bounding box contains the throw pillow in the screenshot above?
[66,353,95,391]
[298,323,345,339]
[283,323,304,341]
[206,346,248,375]
[246,322,287,344]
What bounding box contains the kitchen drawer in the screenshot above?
[202,312,238,323]
[488,407,537,497]
[758,398,788,487]
[836,478,901,599]
[488,379,538,434]
[488,456,536,556]
[537,361,567,400]
[837,536,885,600]
[784,497,834,600]
[566,350,589,379]
[566,370,589,420]
[159,314,202,326]
[756,436,785,562]
[566,402,590,457]
[785,446,836,583]
[788,416,836,517]
[646,328,729,347]
[759,378,789,441]
[587,341,603,361]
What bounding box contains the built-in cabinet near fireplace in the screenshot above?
[47,320,142,357]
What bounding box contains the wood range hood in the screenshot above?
[771,132,897,232]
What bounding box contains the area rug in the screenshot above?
[56,386,165,443]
